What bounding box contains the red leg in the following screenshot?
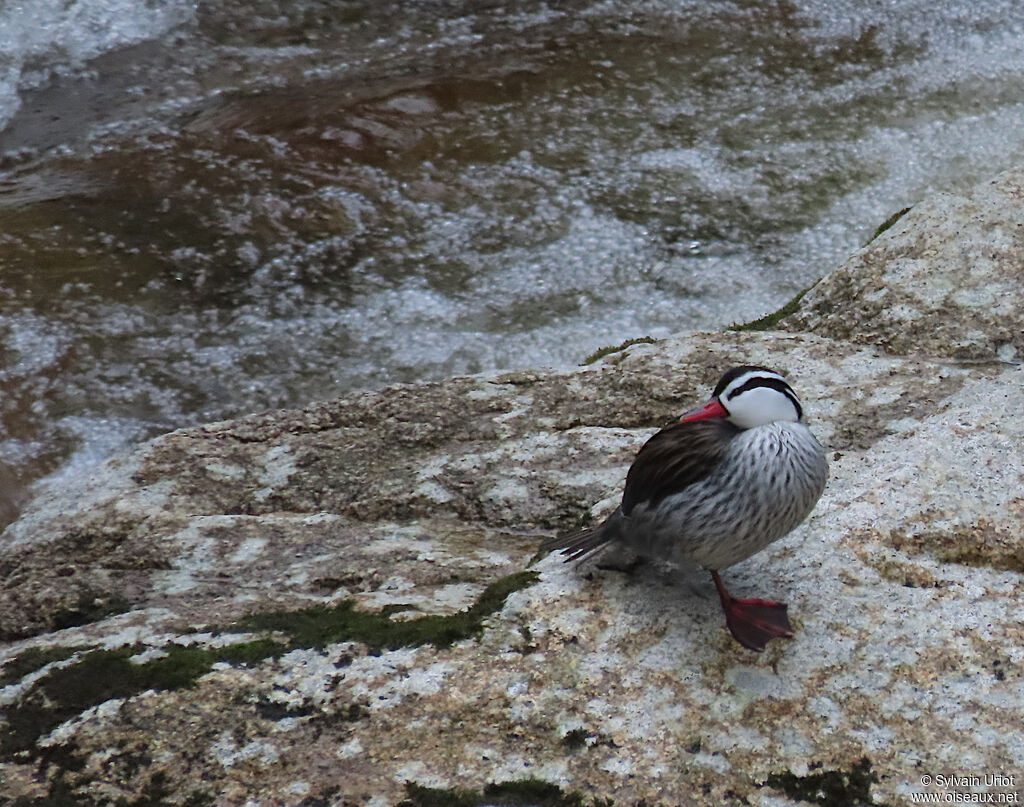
[710,570,793,652]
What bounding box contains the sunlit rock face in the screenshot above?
[1,167,1024,804]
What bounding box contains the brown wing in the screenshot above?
[621,418,738,516]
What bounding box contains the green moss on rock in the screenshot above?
[400,778,612,807]
[581,336,657,365]
[865,206,912,245]
[0,641,287,759]
[765,757,887,806]
[729,279,819,332]
[400,782,481,807]
[561,727,590,750]
[0,645,90,688]
[0,571,539,761]
[234,570,539,653]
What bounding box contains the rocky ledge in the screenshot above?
[1,170,1023,806]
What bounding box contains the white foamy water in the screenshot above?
[0,0,194,130]
[2,0,1024,511]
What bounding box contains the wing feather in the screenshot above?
[621,419,737,516]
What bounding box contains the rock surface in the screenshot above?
[1,170,1023,806]
[781,170,1024,361]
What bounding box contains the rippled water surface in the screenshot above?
[2,0,1024,520]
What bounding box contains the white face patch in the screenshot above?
[720,370,802,429]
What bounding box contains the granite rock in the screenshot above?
[780,169,1024,361]
[1,171,1023,805]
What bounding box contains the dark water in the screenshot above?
[2,0,1024,526]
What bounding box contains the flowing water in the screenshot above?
[2,0,1024,524]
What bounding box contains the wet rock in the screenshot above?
[1,172,1023,804]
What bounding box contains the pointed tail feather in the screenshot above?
[540,524,613,563]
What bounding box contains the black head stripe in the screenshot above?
[712,365,776,399]
[726,375,802,420]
